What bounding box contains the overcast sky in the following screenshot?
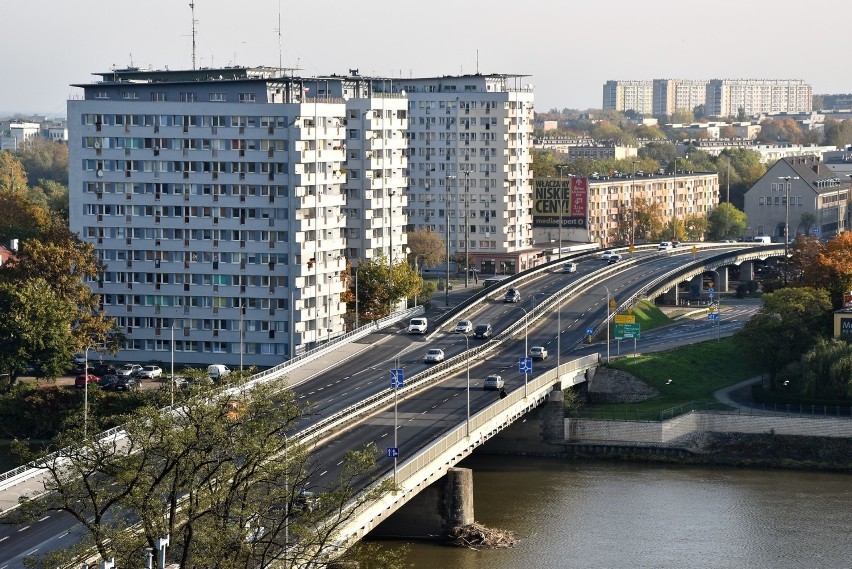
[4,0,850,117]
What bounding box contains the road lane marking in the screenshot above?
[319,470,327,477]
[18,526,30,532]
[37,516,49,522]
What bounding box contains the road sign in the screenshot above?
[586,327,594,335]
[614,314,636,324]
[519,357,533,374]
[708,287,714,294]
[707,313,720,321]
[390,369,404,388]
[386,447,399,458]
[609,298,617,310]
[708,305,715,313]
[614,323,641,339]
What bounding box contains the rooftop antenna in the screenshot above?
[476,49,479,74]
[276,0,283,73]
[189,1,198,70]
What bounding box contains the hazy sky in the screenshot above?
[4,0,851,117]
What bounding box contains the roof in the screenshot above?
[774,156,852,195]
[0,245,16,268]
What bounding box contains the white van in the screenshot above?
[408,317,428,334]
[752,235,771,244]
[208,364,231,381]
[658,241,672,251]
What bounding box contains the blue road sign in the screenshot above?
[519,357,533,374]
[390,369,404,388]
[708,313,719,321]
[708,287,714,294]
[386,447,399,458]
[586,327,594,335]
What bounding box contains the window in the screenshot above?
[238,92,256,103]
[209,93,226,102]
[180,92,197,102]
[121,91,139,100]
[95,91,109,99]
[151,92,167,102]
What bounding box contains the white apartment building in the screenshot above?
[706,79,812,117]
[603,80,653,115]
[653,79,709,117]
[68,67,349,367]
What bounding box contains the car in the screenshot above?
[294,489,319,513]
[658,241,672,251]
[93,363,117,377]
[408,317,428,334]
[720,239,736,244]
[98,374,119,390]
[137,365,163,379]
[423,348,445,363]
[752,235,772,244]
[600,250,615,260]
[483,374,504,390]
[117,364,143,377]
[561,262,577,274]
[474,323,493,339]
[671,240,682,248]
[607,254,622,265]
[504,288,521,303]
[170,376,190,389]
[529,346,548,360]
[72,353,87,365]
[74,373,100,388]
[208,364,231,381]
[454,320,473,334]
[115,376,141,391]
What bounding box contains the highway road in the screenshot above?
[0,247,755,567]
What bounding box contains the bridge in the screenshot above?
[0,243,787,566]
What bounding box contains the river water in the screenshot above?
[374,455,852,569]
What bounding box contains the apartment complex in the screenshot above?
[604,78,813,118]
[68,67,535,367]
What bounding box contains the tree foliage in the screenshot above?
[706,203,747,240]
[756,118,806,144]
[786,233,852,308]
[356,253,423,320]
[799,338,852,401]
[405,230,446,269]
[11,377,395,569]
[531,148,559,178]
[736,287,833,383]
[13,138,69,187]
[0,150,29,194]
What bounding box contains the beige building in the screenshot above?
[603,80,653,115]
[706,79,812,117]
[653,79,709,117]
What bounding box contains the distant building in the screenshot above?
[602,80,653,115]
[653,79,709,117]
[743,156,849,240]
[533,137,637,161]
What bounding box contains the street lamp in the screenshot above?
[170,321,177,408]
[709,269,721,342]
[631,160,639,246]
[556,164,569,259]
[463,334,471,436]
[515,306,529,398]
[602,285,611,363]
[83,344,103,439]
[445,174,456,306]
[777,176,799,260]
[463,171,471,288]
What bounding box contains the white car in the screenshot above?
[137,365,163,379]
[454,320,473,334]
[408,317,428,334]
[483,374,504,390]
[423,348,445,363]
[561,262,577,274]
[529,346,548,360]
[600,250,614,260]
[117,364,143,377]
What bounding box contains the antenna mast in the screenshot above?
[277,0,283,73]
[190,2,197,70]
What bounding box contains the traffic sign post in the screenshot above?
[518,357,533,374]
[389,367,404,484]
[386,447,399,458]
[614,314,636,324]
[390,369,404,389]
[614,322,641,339]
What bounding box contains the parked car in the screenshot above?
[207,364,231,381]
[454,320,473,334]
[98,374,119,390]
[474,323,493,339]
[72,353,87,365]
[137,365,163,379]
[483,374,504,390]
[423,348,445,363]
[115,376,141,391]
[170,376,190,389]
[529,346,548,360]
[600,250,615,260]
[752,235,772,244]
[74,373,100,388]
[504,288,521,303]
[408,317,428,334]
[117,364,143,377]
[562,262,577,274]
[93,364,117,377]
[607,254,622,265]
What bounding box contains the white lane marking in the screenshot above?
[37,516,49,522]
[0,536,7,542]
[337,461,344,466]
[380,433,388,438]
[421,410,428,414]
[18,526,31,532]
[353,369,368,376]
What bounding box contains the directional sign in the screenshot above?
[609,298,617,310]
[614,323,641,339]
[386,447,399,458]
[707,313,720,321]
[586,327,594,336]
[390,369,404,388]
[708,287,714,294]
[519,357,533,374]
[614,314,636,324]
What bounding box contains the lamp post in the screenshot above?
[413,254,425,307]
[388,189,395,313]
[83,344,102,439]
[777,176,799,260]
[239,298,244,374]
[602,285,611,363]
[463,171,470,288]
[354,267,359,329]
[463,334,470,437]
[170,321,176,408]
[709,269,721,342]
[631,160,639,247]
[444,174,456,306]
[556,164,569,259]
[516,306,529,398]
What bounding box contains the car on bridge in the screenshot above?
[504,288,521,303]
[561,262,577,273]
[529,346,548,360]
[607,254,622,265]
[600,250,615,260]
[423,348,445,363]
[483,374,504,390]
[474,323,493,339]
[408,317,428,334]
[454,320,473,334]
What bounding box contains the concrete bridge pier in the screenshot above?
[369,467,474,539]
[713,266,729,292]
[740,261,754,281]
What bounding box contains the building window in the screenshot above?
[151,92,167,102]
[180,92,197,102]
[121,91,139,100]
[238,93,256,103]
[95,92,109,99]
[209,93,226,102]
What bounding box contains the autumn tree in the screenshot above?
[706,203,747,240]
[14,138,69,186]
[683,215,708,241]
[0,150,29,194]
[405,230,446,269]
[355,253,423,320]
[756,118,806,144]
[816,232,852,309]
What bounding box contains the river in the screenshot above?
[373,455,852,569]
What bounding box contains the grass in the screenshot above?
[628,299,672,331]
[579,336,764,421]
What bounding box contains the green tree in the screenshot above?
[670,109,695,124]
[756,118,805,144]
[356,253,423,320]
[12,377,396,569]
[683,214,708,241]
[531,148,559,178]
[736,287,833,384]
[823,118,852,148]
[13,138,69,186]
[706,203,747,240]
[638,141,675,164]
[799,338,852,401]
[406,230,446,269]
[30,179,70,220]
[0,279,74,386]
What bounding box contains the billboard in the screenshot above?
[533,177,588,229]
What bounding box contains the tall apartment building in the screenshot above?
[68,68,535,367]
[68,67,351,367]
[652,79,709,116]
[706,79,812,117]
[603,80,653,115]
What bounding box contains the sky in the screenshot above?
[3,0,851,118]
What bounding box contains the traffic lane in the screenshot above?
[0,510,85,568]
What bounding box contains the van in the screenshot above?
[658,241,672,251]
[208,364,231,381]
[752,235,771,244]
[408,317,428,334]
[474,323,493,339]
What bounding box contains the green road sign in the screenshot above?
[614,322,641,339]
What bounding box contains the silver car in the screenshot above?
[483,374,504,390]
[423,348,445,363]
[454,320,473,334]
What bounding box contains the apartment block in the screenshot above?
[653,79,709,116]
[603,80,653,115]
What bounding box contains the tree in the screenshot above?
[816,232,852,309]
[13,138,69,187]
[706,203,747,240]
[355,253,423,320]
[670,109,695,124]
[633,199,665,243]
[638,142,675,165]
[29,179,70,220]
[0,150,29,194]
[0,279,75,386]
[799,338,852,401]
[11,377,396,569]
[531,148,559,178]
[406,230,446,269]
[736,287,833,384]
[682,215,708,241]
[756,118,806,144]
